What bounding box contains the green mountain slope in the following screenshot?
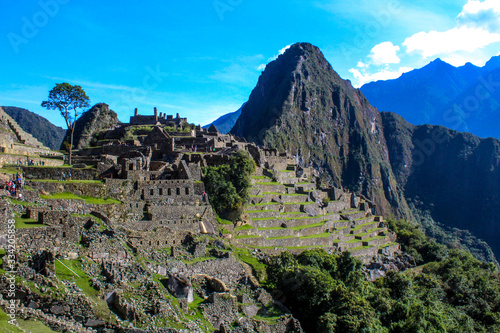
[231,42,411,219]
[2,106,66,150]
[231,42,500,264]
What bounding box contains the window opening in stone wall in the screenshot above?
[176,188,180,195]
[185,187,189,195]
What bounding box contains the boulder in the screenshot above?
[303,205,320,217]
[85,319,105,328]
[167,274,193,304]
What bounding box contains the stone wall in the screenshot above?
[0,154,63,167]
[27,181,106,199]
[23,166,98,180]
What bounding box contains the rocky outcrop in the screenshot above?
[63,103,120,150]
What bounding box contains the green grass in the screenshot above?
[55,259,116,324]
[234,224,255,231]
[296,182,312,185]
[220,227,231,234]
[258,220,327,231]
[14,215,45,229]
[0,307,56,333]
[216,216,233,225]
[249,195,264,198]
[300,232,332,239]
[0,166,20,174]
[351,221,377,231]
[279,211,304,215]
[246,202,280,207]
[260,192,307,197]
[251,176,268,179]
[40,192,122,205]
[233,247,267,281]
[245,210,277,214]
[255,182,281,186]
[6,198,39,207]
[379,242,398,249]
[30,179,102,184]
[55,259,99,297]
[362,236,386,242]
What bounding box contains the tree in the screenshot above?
[41,83,90,165]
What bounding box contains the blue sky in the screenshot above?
[1,0,499,128]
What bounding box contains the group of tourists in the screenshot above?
[4,172,25,196]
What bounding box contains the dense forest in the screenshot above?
[265,219,500,332]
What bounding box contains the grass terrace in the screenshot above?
[14,214,45,229]
[379,242,398,248]
[234,224,255,231]
[234,235,261,239]
[300,232,333,239]
[349,245,374,252]
[245,209,277,213]
[258,220,327,231]
[30,179,102,184]
[40,192,122,205]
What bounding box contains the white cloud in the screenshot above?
[357,61,368,68]
[257,44,292,71]
[460,0,500,16]
[349,67,413,87]
[369,42,401,65]
[403,26,500,58]
[458,0,500,32]
[403,0,500,59]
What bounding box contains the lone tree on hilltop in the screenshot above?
[42,83,90,165]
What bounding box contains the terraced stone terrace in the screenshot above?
[233,166,399,261]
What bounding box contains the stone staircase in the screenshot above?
[233,166,399,261]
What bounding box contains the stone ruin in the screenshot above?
[0,107,403,331]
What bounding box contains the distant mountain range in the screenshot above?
[231,42,500,265]
[361,56,500,139]
[2,106,66,150]
[203,103,244,134]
